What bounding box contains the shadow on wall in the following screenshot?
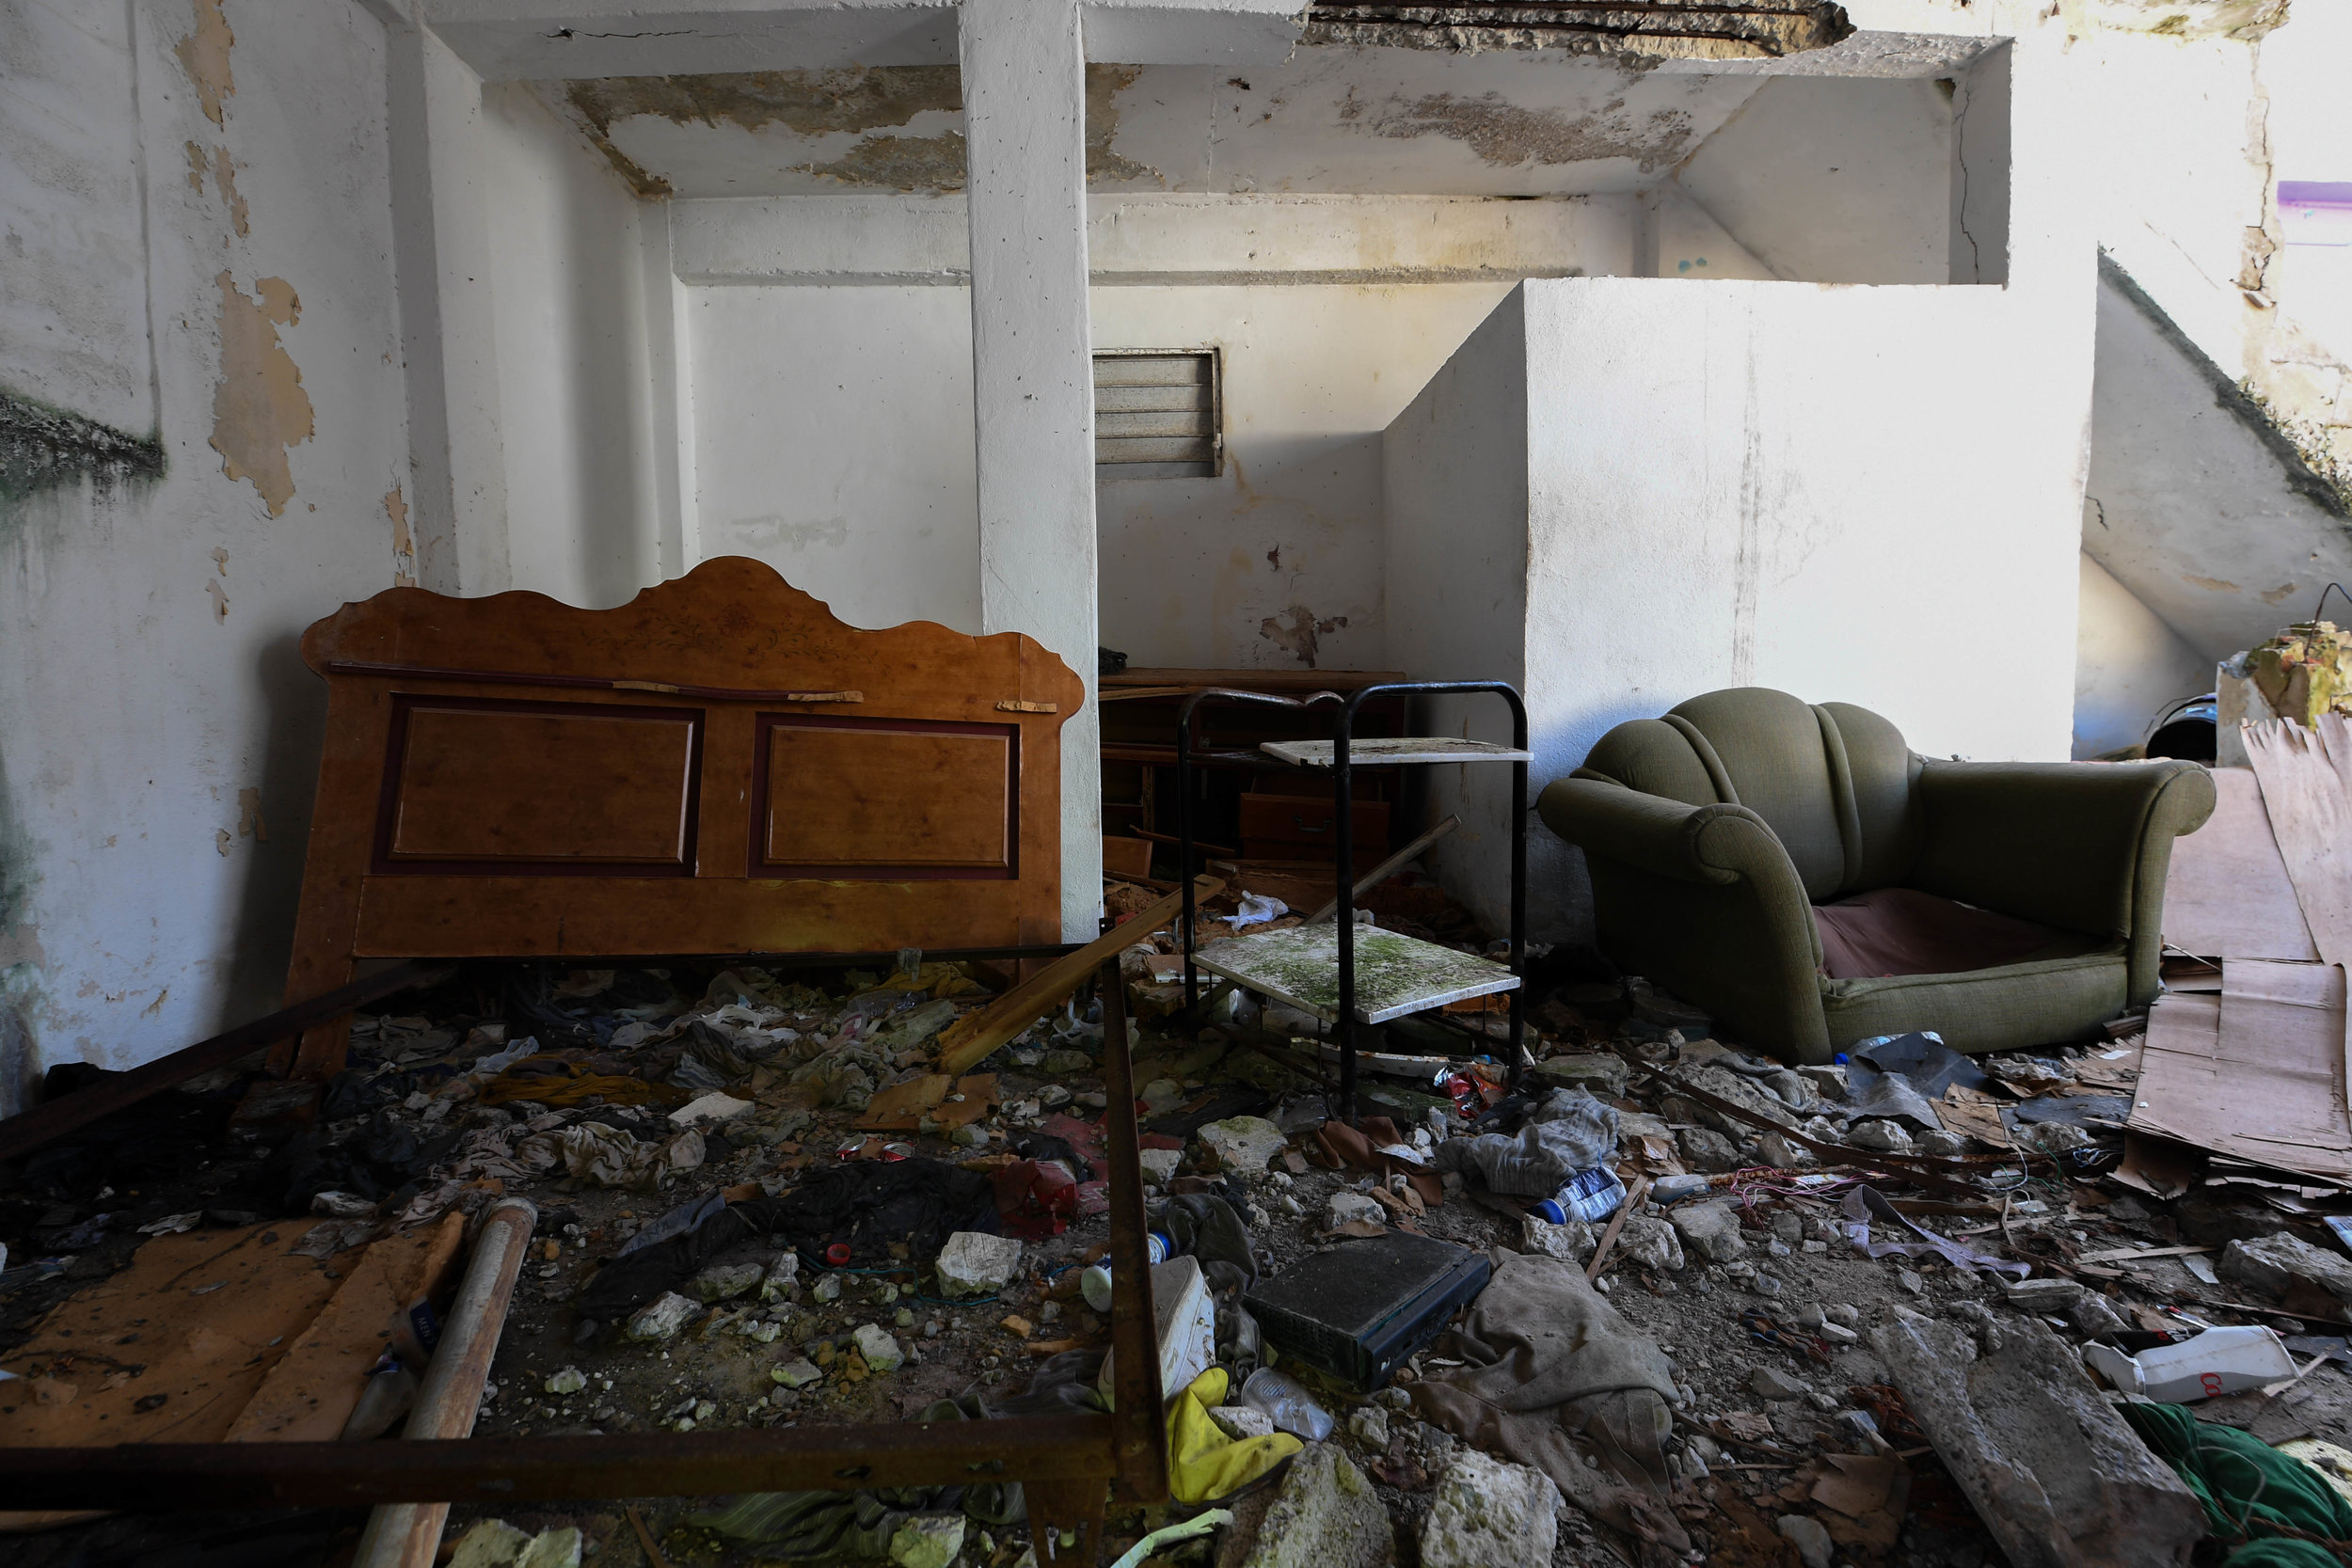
[1098,429,1387,670]
[220,629,332,1031]
[0,738,37,1117]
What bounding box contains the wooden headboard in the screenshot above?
[278,557,1080,1076]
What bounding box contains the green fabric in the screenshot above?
[1672,688,1849,901]
[1821,947,2126,1055]
[1542,687,2217,1064]
[1818,702,1922,892]
[2120,1400,2352,1565]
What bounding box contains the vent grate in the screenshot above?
[1094,350,1220,479]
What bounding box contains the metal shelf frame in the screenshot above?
[1174,681,1530,1122]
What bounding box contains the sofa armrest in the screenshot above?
[1539,776,1800,887]
[1913,759,2216,1006]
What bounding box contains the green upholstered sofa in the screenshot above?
[1536,688,2217,1065]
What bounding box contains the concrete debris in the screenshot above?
[769,1357,824,1388]
[934,1230,1023,1298]
[1677,1126,1744,1172]
[543,1366,586,1395]
[1199,1116,1289,1173]
[2224,1232,2352,1307]
[852,1323,905,1372]
[1519,1213,1595,1263]
[1139,1147,1184,1186]
[691,1260,765,1303]
[1218,1443,1395,1568]
[1775,1513,1833,1568]
[1211,1402,1278,1441]
[1670,1199,1747,1263]
[1529,1053,1628,1097]
[449,1522,581,1568]
[1347,1406,1391,1450]
[887,1513,964,1568]
[624,1291,700,1342]
[1616,1213,1684,1272]
[1326,1192,1387,1229]
[1417,1448,1560,1568]
[1748,1366,1808,1401]
[1873,1313,2204,1567]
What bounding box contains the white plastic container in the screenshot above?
[2082,1325,2297,1402]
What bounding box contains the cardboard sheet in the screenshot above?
[2163,766,2320,961]
[2131,966,2352,1184]
[2245,715,2352,966]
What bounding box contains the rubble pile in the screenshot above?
[11,946,2352,1568]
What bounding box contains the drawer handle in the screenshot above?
[1293,816,1331,834]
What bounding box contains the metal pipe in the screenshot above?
[1095,958,1169,1507]
[353,1197,539,1568]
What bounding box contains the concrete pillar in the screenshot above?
[961,0,1101,939]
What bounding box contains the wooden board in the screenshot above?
[2164,766,2321,962]
[279,557,1081,1075]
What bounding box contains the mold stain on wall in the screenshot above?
[1369,90,1696,171]
[0,388,166,506]
[554,63,1155,194]
[1260,604,1350,667]
[209,273,313,517]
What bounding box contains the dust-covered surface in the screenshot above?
[9,909,2352,1568]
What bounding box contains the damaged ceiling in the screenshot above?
[539,40,1987,199]
[1303,0,1855,60]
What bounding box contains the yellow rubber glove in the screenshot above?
[1165,1367,1303,1505]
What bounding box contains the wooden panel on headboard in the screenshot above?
[277,557,1081,1077]
[755,716,1015,877]
[378,697,703,872]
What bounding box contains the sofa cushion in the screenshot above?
[1813,887,2080,980]
[1671,689,1847,901]
[1820,948,2127,1055]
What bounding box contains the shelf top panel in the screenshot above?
[1259,737,1534,768]
[1192,923,1519,1024]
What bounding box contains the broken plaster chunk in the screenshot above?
[1520,1214,1596,1264]
[1326,1192,1387,1230]
[1418,1447,1561,1568]
[770,1357,825,1389]
[625,1291,700,1343]
[1847,1119,1915,1154]
[2223,1233,2352,1307]
[887,1513,965,1568]
[1775,1514,1833,1568]
[1749,1366,1809,1401]
[1531,1053,1629,1097]
[669,1091,754,1128]
[853,1323,906,1372]
[935,1230,1024,1298]
[1670,1200,1747,1264]
[1138,1147,1184,1187]
[1211,1403,1279,1442]
[1229,1442,1396,1568]
[692,1260,766,1304]
[1347,1406,1391,1451]
[759,1251,800,1303]
[449,1522,532,1568]
[1199,1116,1288,1173]
[811,1273,843,1304]
[543,1366,586,1396]
[1618,1215,1685,1273]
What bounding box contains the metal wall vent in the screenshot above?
[1093,350,1221,479]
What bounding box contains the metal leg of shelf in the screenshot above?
[1334,719,1357,1126]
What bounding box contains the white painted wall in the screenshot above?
[0,0,409,1105]
[480,81,663,609]
[689,285,982,633]
[1092,282,1523,670]
[1381,289,1534,939]
[1675,74,1957,285]
[1390,270,2093,941]
[2074,551,2211,759]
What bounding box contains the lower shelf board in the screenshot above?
[1190,922,1519,1025]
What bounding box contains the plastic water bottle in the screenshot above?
[1239,1367,1333,1442]
[1080,1231,1171,1313]
[1533,1165,1627,1227]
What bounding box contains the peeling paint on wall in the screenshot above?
[0,386,165,504]
[174,0,235,128]
[386,484,416,586]
[1303,2,1851,59]
[554,64,1153,195]
[800,132,969,192]
[1372,90,1694,171]
[236,787,267,843]
[208,272,313,516]
[1260,604,1350,666]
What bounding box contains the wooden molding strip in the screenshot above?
[326,661,862,705]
